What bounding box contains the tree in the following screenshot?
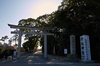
[0,37,5,44]
[8,39,12,46]
[13,34,18,45]
[23,41,30,52]
[18,18,41,40]
[23,36,39,52]
[37,14,54,27]
[28,36,38,50]
[50,0,100,60]
[0,36,9,44]
[0,42,2,46]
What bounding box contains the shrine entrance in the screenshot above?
[8,24,56,59]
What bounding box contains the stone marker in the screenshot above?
[80,35,94,62]
[70,35,76,55]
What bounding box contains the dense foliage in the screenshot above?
[23,36,38,52]
[50,0,100,60]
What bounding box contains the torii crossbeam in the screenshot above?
[8,24,56,59]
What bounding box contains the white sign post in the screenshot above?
[80,35,94,62]
[64,49,67,54]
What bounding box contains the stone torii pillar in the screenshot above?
[17,29,22,58]
[44,30,47,58]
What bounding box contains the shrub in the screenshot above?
[0,49,15,59]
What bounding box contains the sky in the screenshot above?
[0,0,62,44]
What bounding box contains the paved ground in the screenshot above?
[0,51,100,66]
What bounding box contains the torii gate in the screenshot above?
[8,24,56,59]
